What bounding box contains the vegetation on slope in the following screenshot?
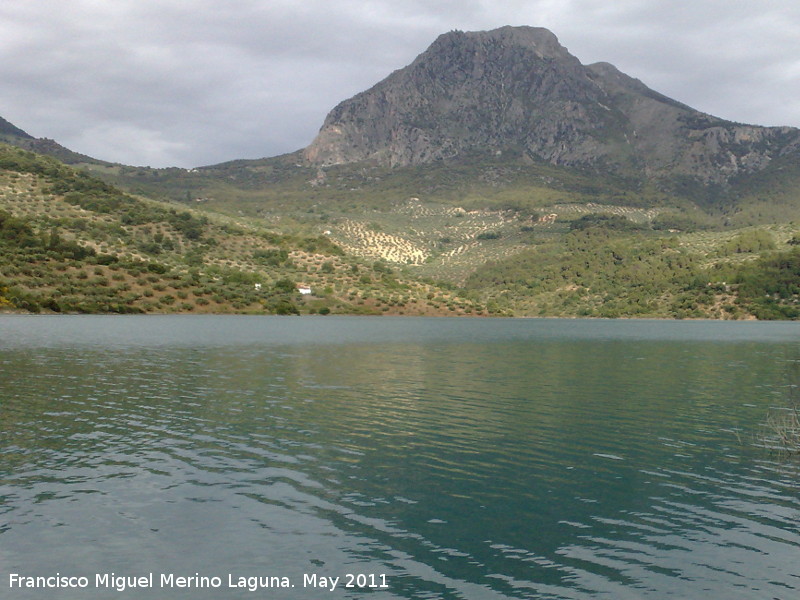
[733,247,800,319]
[2,143,799,319]
[465,221,800,319]
[0,145,483,316]
[87,151,676,216]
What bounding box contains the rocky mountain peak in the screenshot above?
[303,26,800,185]
[304,26,606,168]
[428,26,570,61]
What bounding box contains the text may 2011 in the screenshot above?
[8,572,389,593]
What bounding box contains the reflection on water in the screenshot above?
[1,316,799,599]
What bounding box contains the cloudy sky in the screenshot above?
[1,0,798,168]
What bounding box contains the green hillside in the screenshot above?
[2,143,800,319]
[87,151,677,213]
[0,145,483,316]
[465,222,800,319]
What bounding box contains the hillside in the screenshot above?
[465,221,800,319]
[4,142,800,319]
[0,145,484,316]
[0,116,108,167]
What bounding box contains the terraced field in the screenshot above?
[322,198,668,283]
[547,203,662,222]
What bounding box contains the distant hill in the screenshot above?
[0,115,109,166]
[304,26,800,186]
[0,116,33,141]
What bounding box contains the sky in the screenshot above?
[1,0,798,168]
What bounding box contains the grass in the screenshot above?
[761,407,800,456]
[758,362,800,457]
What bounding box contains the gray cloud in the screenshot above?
[0,0,797,167]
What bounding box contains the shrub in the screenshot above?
[271,298,299,315]
[273,278,296,294]
[253,248,289,265]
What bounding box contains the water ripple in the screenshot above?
[1,317,799,599]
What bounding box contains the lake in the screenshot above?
[1,316,799,599]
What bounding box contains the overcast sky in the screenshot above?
[1,0,798,168]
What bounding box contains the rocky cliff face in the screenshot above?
[304,26,800,184]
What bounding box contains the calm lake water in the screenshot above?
[1,316,799,599]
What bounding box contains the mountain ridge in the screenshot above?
[1,24,799,191]
[0,116,34,141]
[303,26,800,186]
[0,115,110,166]
[1,25,799,232]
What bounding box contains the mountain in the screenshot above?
[304,26,800,185]
[0,115,107,166]
[2,21,800,319]
[0,116,33,142]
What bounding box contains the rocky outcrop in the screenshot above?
[304,26,800,184]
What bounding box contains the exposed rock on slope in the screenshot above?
[304,26,799,184]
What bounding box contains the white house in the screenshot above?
[297,285,312,295]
